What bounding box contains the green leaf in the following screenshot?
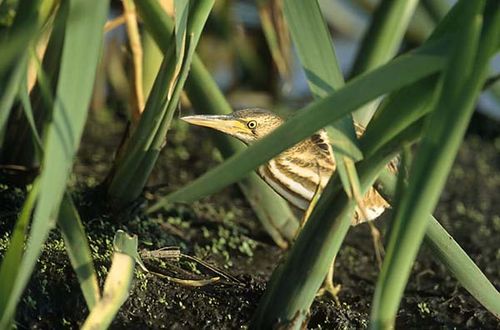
[350,0,419,124]
[174,0,189,61]
[18,74,43,154]
[376,169,500,319]
[351,0,419,77]
[0,0,109,325]
[370,1,499,327]
[0,0,42,139]
[57,193,101,310]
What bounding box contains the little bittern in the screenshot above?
[182,108,391,299]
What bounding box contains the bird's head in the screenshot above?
[181,108,283,144]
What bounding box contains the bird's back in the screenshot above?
[258,126,390,225]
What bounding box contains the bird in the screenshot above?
[181,108,392,300]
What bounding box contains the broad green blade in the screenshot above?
[149,43,446,210]
[0,0,109,325]
[0,0,40,75]
[361,75,439,158]
[134,0,299,246]
[370,1,499,327]
[169,0,189,101]
[58,193,100,310]
[81,231,137,330]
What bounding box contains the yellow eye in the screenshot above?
[247,120,257,129]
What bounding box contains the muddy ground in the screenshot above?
[0,111,499,329]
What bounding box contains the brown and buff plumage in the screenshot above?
[182,108,393,226]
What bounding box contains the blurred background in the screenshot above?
[96,0,500,126]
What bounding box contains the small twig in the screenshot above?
[135,250,220,287]
[137,247,242,287]
[148,271,220,287]
[104,15,126,32]
[140,247,181,261]
[182,254,242,284]
[122,0,145,119]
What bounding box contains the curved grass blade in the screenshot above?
[81,231,137,330]
[0,0,109,325]
[422,0,451,22]
[0,0,43,138]
[370,1,499,327]
[18,73,43,154]
[57,193,101,310]
[149,42,446,210]
[0,56,28,141]
[1,1,67,167]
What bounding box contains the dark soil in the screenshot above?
[1,111,499,329]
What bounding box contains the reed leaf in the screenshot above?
[376,169,500,319]
[57,193,101,310]
[351,0,419,77]
[0,0,109,325]
[2,0,67,167]
[350,0,419,125]
[0,0,40,140]
[370,1,499,327]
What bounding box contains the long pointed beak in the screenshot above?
[181,114,247,136]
